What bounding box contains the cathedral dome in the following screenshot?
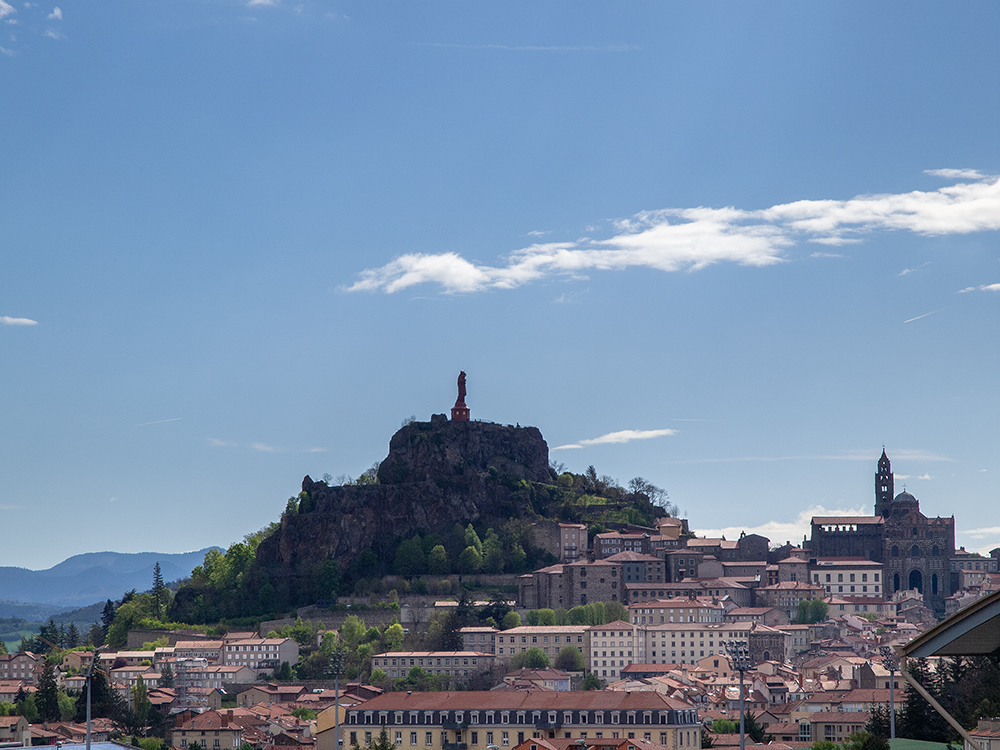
[894,490,918,504]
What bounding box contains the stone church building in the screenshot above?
[806,450,955,613]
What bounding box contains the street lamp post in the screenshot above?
[879,645,898,740]
[85,645,107,750]
[726,641,752,750]
[326,648,348,750]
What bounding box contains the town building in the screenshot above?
[371,652,495,681]
[341,690,701,750]
[809,558,884,598]
[496,626,589,663]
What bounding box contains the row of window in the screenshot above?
[350,709,698,727]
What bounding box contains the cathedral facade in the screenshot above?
[807,450,955,613]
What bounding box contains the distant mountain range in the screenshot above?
[0,548,220,611]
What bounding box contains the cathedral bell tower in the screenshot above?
[875,448,894,517]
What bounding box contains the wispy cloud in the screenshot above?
[527,230,551,237]
[415,42,639,53]
[136,417,181,427]
[903,309,943,324]
[925,168,991,181]
[0,504,21,510]
[347,173,1000,294]
[963,526,1000,539]
[1,315,37,325]
[46,5,59,19]
[553,428,677,450]
[959,283,1000,293]
[307,447,328,453]
[208,438,238,447]
[0,0,15,19]
[251,442,281,452]
[247,0,277,5]
[810,251,844,258]
[670,448,953,464]
[898,261,930,276]
[917,473,933,480]
[695,506,870,547]
[0,46,14,55]
[43,28,64,39]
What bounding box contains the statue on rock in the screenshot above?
[451,370,470,422]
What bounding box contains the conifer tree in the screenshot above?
[152,562,168,617]
[36,662,61,722]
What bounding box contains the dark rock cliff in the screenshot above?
[248,416,554,600]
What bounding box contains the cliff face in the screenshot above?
[248,416,553,598]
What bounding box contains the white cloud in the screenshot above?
[415,42,639,53]
[695,505,871,548]
[0,0,14,18]
[348,173,1000,294]
[670,448,953,464]
[917,473,933,480]
[962,283,1000,292]
[898,261,930,276]
[208,438,238,447]
[924,168,991,181]
[553,427,677,450]
[1,315,37,325]
[251,442,280,452]
[527,230,551,237]
[136,417,181,426]
[46,5,60,19]
[903,309,942,324]
[247,0,277,5]
[0,45,13,55]
[307,447,328,453]
[963,526,1000,539]
[43,28,64,39]
[810,251,844,258]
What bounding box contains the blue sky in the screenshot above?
[2,1,999,570]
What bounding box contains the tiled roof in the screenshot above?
[349,690,695,711]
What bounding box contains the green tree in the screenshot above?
[553,646,584,671]
[65,622,81,649]
[36,662,60,721]
[369,727,395,750]
[582,673,601,690]
[481,529,504,574]
[810,742,840,750]
[395,537,427,576]
[87,622,104,647]
[842,731,890,750]
[15,693,37,722]
[151,562,169,617]
[502,611,521,630]
[428,545,449,575]
[710,720,739,733]
[159,663,175,688]
[464,525,483,555]
[796,599,829,624]
[900,658,950,742]
[509,647,550,670]
[457,546,482,574]
[526,609,556,626]
[744,712,770,744]
[101,600,116,638]
[384,623,405,652]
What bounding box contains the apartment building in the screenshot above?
[371,652,495,681]
[496,626,589,662]
[341,690,701,750]
[810,558,884,598]
[636,622,752,666]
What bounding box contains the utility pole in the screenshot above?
[726,641,752,750]
[326,648,348,750]
[879,645,898,739]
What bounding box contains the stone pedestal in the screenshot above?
[451,403,470,422]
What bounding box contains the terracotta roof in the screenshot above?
[349,689,695,711]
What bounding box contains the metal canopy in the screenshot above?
[900,588,1000,658]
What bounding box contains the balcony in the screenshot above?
[444,744,468,750]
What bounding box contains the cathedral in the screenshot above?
[806,449,955,612]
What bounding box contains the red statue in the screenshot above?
[451,371,470,422]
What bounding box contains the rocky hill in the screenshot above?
[246,415,556,604]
